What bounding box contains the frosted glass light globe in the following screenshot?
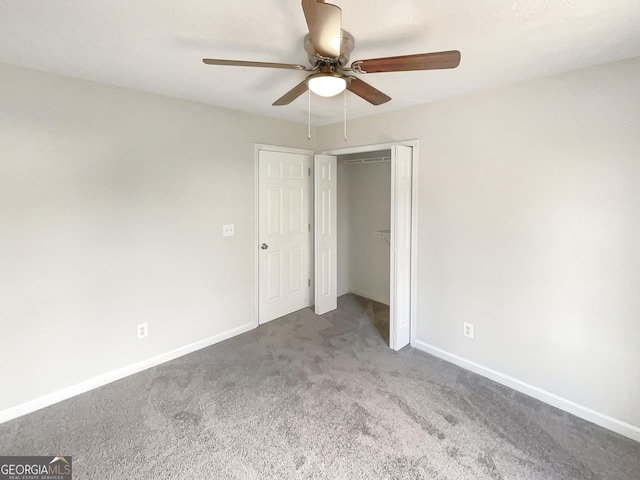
[307,75,347,97]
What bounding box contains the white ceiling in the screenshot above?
[1,0,639,126]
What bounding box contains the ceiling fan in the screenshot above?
[202,0,461,107]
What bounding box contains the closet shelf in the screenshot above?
[344,157,390,165]
[375,229,391,245]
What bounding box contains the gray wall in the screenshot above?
[2,55,639,439]
[318,57,640,433]
[0,62,313,412]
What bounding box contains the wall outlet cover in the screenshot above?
[223,224,235,237]
[137,323,148,339]
[463,322,474,339]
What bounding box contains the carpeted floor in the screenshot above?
[358,294,390,346]
[1,294,638,479]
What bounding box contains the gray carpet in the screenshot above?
[1,294,638,479]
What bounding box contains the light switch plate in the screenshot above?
[223,224,234,237]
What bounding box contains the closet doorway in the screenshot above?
[320,141,417,351]
[338,150,392,343]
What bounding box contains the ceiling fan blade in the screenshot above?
[301,0,342,58]
[347,77,391,106]
[273,80,309,106]
[203,59,310,71]
[351,50,461,73]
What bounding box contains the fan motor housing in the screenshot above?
[304,30,354,67]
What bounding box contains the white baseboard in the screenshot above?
[0,321,256,424]
[412,340,640,443]
[337,288,351,297]
[349,289,390,306]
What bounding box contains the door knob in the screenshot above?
[260,243,269,250]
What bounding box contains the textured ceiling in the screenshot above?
[1,0,639,125]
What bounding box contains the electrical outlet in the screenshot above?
[137,323,148,339]
[463,322,474,339]
[222,224,234,237]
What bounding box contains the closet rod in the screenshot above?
[344,156,391,165]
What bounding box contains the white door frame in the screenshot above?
[253,144,315,328]
[321,140,419,348]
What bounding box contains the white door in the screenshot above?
[390,145,412,350]
[314,155,337,315]
[258,149,311,324]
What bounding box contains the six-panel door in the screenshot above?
[258,150,311,324]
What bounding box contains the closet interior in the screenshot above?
[337,149,392,345]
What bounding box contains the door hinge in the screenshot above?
[308,223,311,232]
[308,279,311,286]
[308,167,311,176]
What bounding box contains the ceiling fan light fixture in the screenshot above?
[306,74,347,97]
[203,1,462,107]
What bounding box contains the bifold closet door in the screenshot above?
[390,145,412,350]
[314,154,337,315]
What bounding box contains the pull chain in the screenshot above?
[343,88,348,141]
[308,89,311,141]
